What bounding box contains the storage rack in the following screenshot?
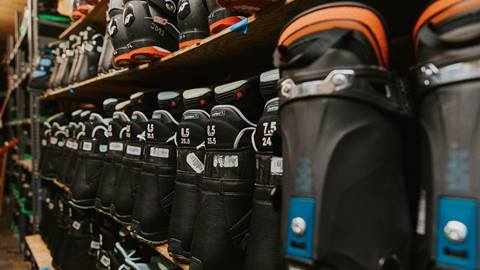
[1,0,426,268]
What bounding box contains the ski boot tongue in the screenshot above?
[414,0,480,63]
[183,87,215,111]
[207,105,255,150]
[214,77,264,123]
[157,91,184,121]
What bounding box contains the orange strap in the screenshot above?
[413,0,480,44]
[278,5,388,67]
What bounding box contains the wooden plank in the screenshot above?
[25,235,54,270]
[59,0,108,39]
[154,244,189,270]
[53,178,70,192]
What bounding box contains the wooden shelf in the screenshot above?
[6,118,32,127]
[44,0,328,101]
[59,0,108,39]
[53,178,70,192]
[25,234,53,270]
[154,244,189,270]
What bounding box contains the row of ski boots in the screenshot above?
[274,1,480,270]
[40,187,177,270]
[29,27,122,92]
[107,0,244,66]
[39,69,281,270]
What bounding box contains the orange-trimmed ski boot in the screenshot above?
[276,2,413,270]
[413,1,480,269]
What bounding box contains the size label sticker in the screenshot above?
[100,255,110,267]
[90,241,100,249]
[271,157,283,176]
[50,137,58,145]
[416,189,426,235]
[82,142,93,151]
[187,153,205,173]
[150,147,169,158]
[213,154,238,168]
[72,221,81,230]
[66,140,73,148]
[41,139,47,146]
[126,145,142,156]
[71,141,79,150]
[109,142,123,152]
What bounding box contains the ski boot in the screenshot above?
[40,113,68,180]
[70,27,102,83]
[95,100,131,216]
[65,110,93,188]
[217,0,279,14]
[123,0,179,62]
[28,46,55,93]
[206,0,246,34]
[168,88,214,261]
[108,0,132,67]
[413,1,480,269]
[70,99,118,209]
[275,2,412,270]
[72,0,92,21]
[111,91,156,224]
[98,29,120,74]
[58,109,83,183]
[189,79,264,270]
[177,0,210,49]
[243,70,282,270]
[132,91,183,244]
[73,29,103,82]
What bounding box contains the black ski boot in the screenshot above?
[108,0,132,67]
[70,99,118,209]
[111,92,156,224]
[40,113,68,180]
[96,100,131,216]
[98,29,120,74]
[58,109,83,183]
[413,1,480,269]
[243,70,282,270]
[177,0,210,49]
[168,88,214,261]
[28,46,55,92]
[70,27,103,83]
[65,110,93,188]
[189,79,264,270]
[275,3,412,270]
[206,0,245,34]
[123,0,179,63]
[132,91,183,244]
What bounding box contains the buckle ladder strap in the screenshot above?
[415,58,480,95]
[280,68,411,116]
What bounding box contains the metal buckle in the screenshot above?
[280,70,355,100]
[417,58,480,89]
